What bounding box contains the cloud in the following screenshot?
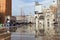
[12,0,35,16]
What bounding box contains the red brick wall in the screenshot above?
[0,0,12,23]
[6,0,12,16]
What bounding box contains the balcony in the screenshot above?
[35,11,43,14]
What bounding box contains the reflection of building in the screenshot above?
[35,1,44,36]
[0,0,12,23]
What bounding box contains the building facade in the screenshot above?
[16,16,27,23]
[35,2,44,36]
[57,0,60,35]
[44,8,55,36]
[34,1,56,38]
[0,0,12,23]
[26,15,35,23]
[45,0,57,35]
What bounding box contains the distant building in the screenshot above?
[26,15,35,23]
[0,0,12,23]
[15,15,35,23]
[15,16,26,23]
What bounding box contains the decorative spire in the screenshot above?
[20,7,25,16]
[35,0,40,6]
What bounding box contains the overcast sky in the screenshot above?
[12,0,57,16]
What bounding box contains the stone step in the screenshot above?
[0,28,7,33]
[0,27,11,40]
[0,32,11,38]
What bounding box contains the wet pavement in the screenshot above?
[11,32,35,40]
[11,24,43,40]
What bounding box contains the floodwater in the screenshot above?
[11,32,35,40]
[11,24,36,40]
[10,23,59,40]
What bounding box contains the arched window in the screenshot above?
[39,16,44,20]
[35,16,37,18]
